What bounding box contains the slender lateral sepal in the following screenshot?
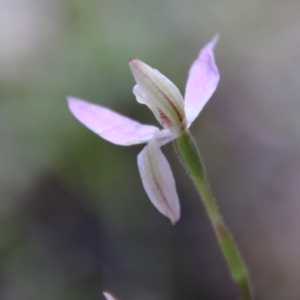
[138,138,180,224]
[67,97,159,146]
[175,131,253,300]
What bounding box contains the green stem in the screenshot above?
[175,131,253,300]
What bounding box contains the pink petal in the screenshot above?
[184,36,220,126]
[103,292,117,300]
[67,97,159,146]
[137,138,180,224]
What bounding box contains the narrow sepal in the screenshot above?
[67,97,159,146]
[184,36,220,126]
[137,138,180,224]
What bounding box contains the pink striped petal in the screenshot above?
[137,138,180,224]
[67,97,159,146]
[184,36,220,126]
[103,292,117,300]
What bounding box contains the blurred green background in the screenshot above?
[1,0,300,299]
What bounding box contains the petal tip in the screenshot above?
[199,35,220,61]
[209,34,220,49]
[66,95,78,102]
[103,292,116,300]
[66,96,83,110]
[128,57,138,63]
[66,95,74,105]
[170,214,180,225]
[67,96,79,112]
[169,208,180,225]
[128,58,141,70]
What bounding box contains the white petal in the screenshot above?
[137,138,180,224]
[129,59,187,135]
[184,36,220,126]
[103,292,117,300]
[67,97,159,146]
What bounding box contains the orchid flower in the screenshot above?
[67,37,219,224]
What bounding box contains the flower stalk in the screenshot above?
[175,130,253,300]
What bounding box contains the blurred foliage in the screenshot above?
[1,0,300,299]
